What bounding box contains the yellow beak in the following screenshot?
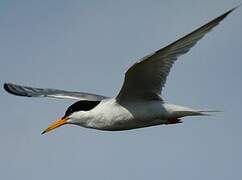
[42,117,69,135]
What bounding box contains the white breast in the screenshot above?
[84,98,169,130]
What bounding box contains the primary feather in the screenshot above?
[4,83,108,101]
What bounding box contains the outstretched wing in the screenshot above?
[117,7,236,101]
[4,83,109,101]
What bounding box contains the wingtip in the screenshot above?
[233,4,242,11]
[3,83,12,94]
[3,82,29,97]
[208,5,240,29]
[226,4,241,15]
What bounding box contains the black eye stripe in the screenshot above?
[64,100,101,117]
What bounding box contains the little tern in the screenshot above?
[4,7,238,134]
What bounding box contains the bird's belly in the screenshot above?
[87,100,169,131]
[88,105,135,130]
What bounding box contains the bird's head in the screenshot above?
[41,100,100,134]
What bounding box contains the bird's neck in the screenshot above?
[69,111,92,127]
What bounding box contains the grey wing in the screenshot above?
[4,83,109,101]
[117,7,236,101]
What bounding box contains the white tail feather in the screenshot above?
[197,110,222,116]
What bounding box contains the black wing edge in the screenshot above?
[3,82,109,101]
[4,83,32,97]
[157,5,240,55]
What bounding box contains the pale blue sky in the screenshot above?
[1,0,242,179]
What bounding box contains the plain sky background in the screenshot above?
[1,0,242,179]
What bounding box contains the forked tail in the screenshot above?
[174,109,221,117]
[196,110,221,116]
[165,104,221,117]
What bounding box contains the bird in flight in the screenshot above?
[4,7,238,134]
